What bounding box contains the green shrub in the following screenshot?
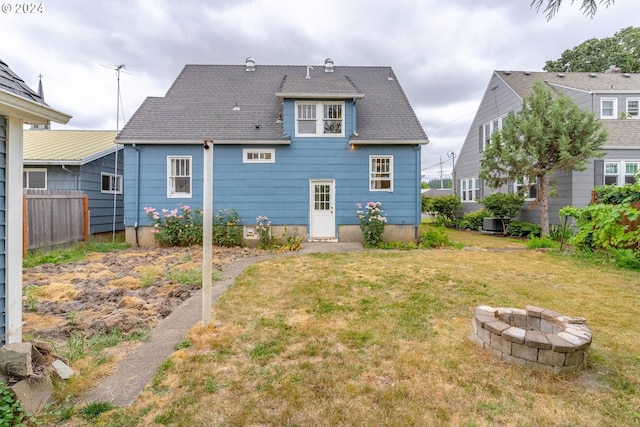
[460,209,489,230]
[478,193,525,235]
[422,195,461,227]
[549,223,573,242]
[0,383,28,427]
[526,236,558,249]
[613,249,640,270]
[560,204,640,251]
[507,221,541,237]
[145,204,203,247]
[212,208,243,247]
[593,182,640,204]
[356,202,387,248]
[420,227,453,248]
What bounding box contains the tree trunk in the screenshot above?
[538,174,550,236]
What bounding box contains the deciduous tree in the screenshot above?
[479,82,607,235]
[544,27,640,73]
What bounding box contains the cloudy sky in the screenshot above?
[2,0,639,179]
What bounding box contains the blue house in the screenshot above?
[23,129,123,235]
[117,58,428,246]
[0,59,71,344]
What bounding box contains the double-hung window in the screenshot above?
[296,101,344,137]
[370,156,393,191]
[167,156,192,198]
[23,168,47,189]
[601,98,617,119]
[605,161,639,185]
[514,177,537,200]
[460,177,480,201]
[481,115,507,151]
[627,98,640,118]
[101,172,122,194]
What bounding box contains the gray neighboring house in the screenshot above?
[23,129,123,234]
[453,69,640,226]
[0,59,71,344]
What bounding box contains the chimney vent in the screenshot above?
[324,58,334,72]
[245,57,256,72]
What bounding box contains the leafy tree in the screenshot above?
[479,82,607,236]
[423,178,452,189]
[531,0,614,20]
[544,27,640,73]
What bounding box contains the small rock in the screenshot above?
[52,359,74,380]
[10,377,54,415]
[0,342,33,377]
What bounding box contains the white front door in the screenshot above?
[309,180,336,241]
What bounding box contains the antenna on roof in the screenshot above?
[101,64,131,242]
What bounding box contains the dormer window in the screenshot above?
[295,101,344,137]
[601,98,617,119]
[627,98,640,118]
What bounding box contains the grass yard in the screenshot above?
[95,228,640,426]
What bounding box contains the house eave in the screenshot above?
[349,139,429,146]
[276,92,365,100]
[117,139,291,145]
[0,90,72,124]
[24,159,82,166]
[602,145,640,150]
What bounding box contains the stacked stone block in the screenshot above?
[470,305,591,372]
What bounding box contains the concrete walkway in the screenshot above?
[79,242,363,407]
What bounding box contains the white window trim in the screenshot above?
[243,148,275,163]
[600,98,617,119]
[369,155,393,192]
[604,160,640,186]
[514,177,537,201]
[482,114,507,151]
[626,97,640,118]
[23,168,47,189]
[295,101,345,137]
[460,177,480,202]
[167,156,192,198]
[101,172,123,194]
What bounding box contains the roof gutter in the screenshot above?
[0,89,72,124]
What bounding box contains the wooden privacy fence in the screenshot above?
[23,190,89,254]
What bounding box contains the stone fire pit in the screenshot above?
[471,305,592,372]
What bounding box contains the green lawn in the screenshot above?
[81,231,640,426]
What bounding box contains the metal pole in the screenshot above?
[202,140,213,326]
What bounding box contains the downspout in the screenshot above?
[61,165,79,190]
[132,144,141,246]
[415,144,421,243]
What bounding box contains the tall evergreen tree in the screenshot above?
[480,82,607,235]
[531,0,614,20]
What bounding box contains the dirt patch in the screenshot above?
[22,246,266,343]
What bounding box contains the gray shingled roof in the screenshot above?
[494,70,640,149]
[0,59,47,105]
[496,70,640,99]
[117,64,427,143]
[600,120,640,147]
